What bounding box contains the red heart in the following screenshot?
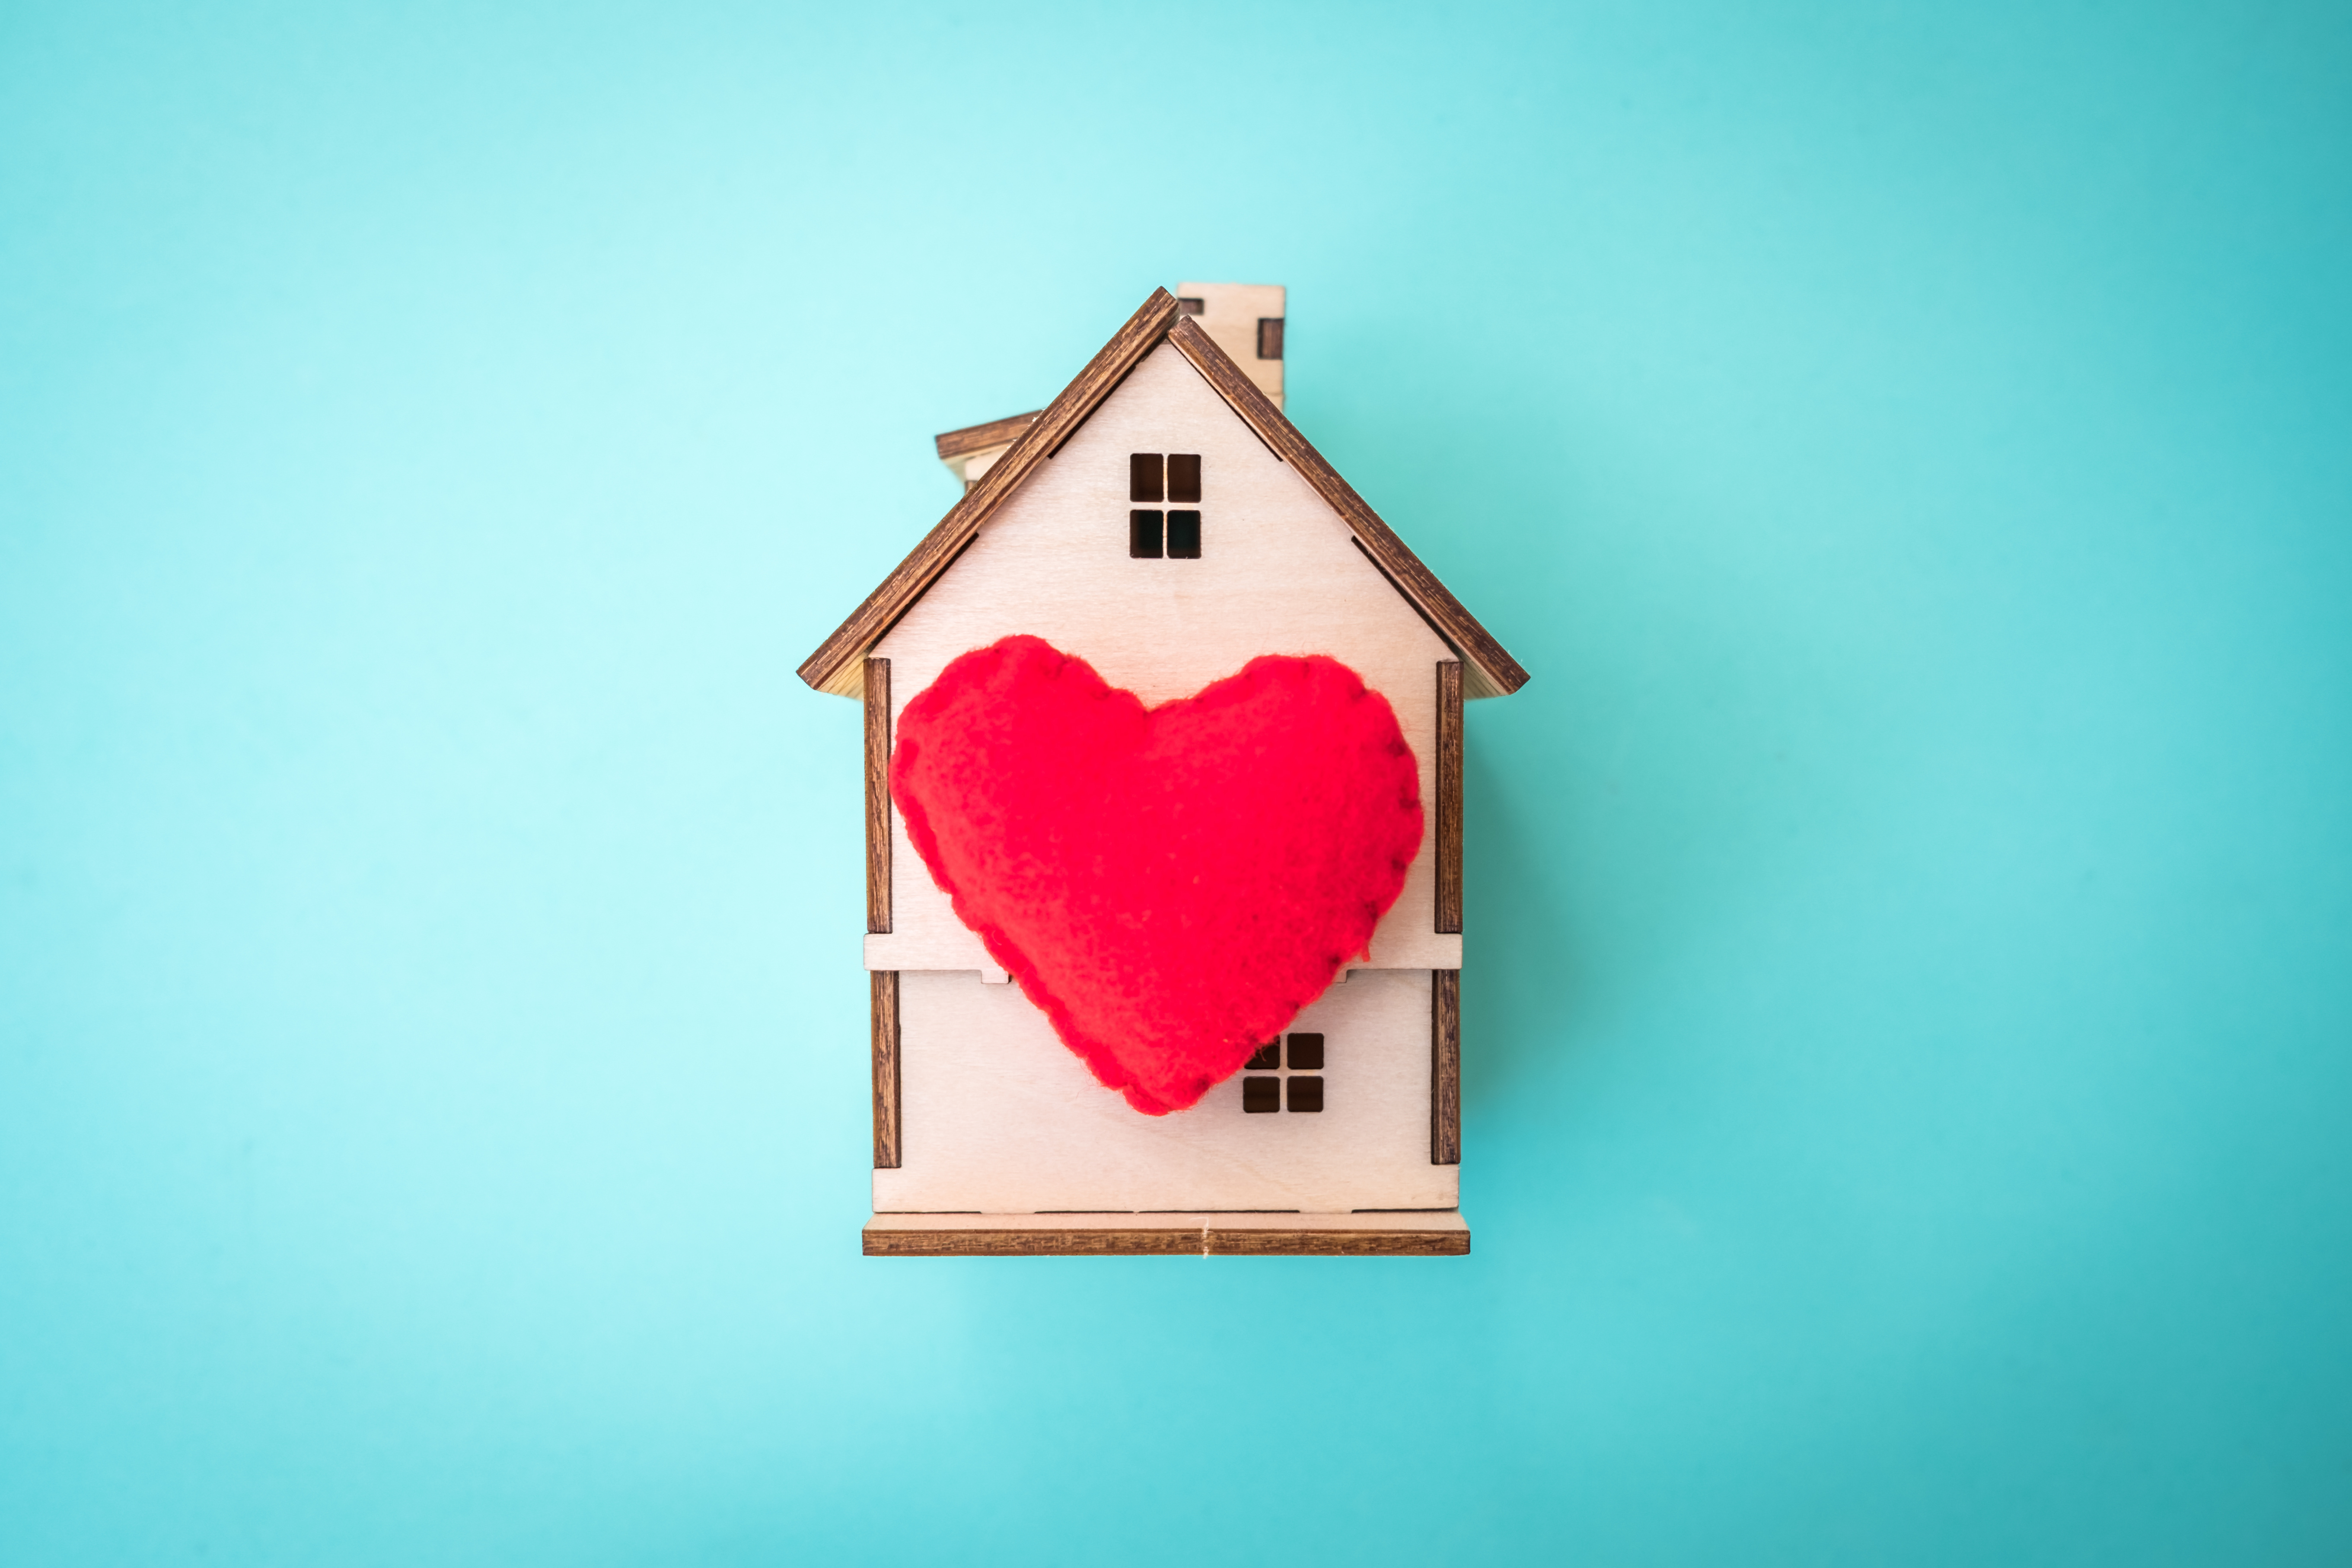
[890,635,1424,1115]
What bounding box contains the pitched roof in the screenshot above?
[798,288,1531,700]
[934,410,1040,462]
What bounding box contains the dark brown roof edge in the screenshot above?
[935,410,1042,462]
[798,289,1529,700]
[798,290,1182,696]
[1163,317,1529,699]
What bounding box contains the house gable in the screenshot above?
[864,339,1466,977]
[797,289,1529,701]
[874,340,1444,704]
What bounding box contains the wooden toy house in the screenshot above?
[800,284,1528,1256]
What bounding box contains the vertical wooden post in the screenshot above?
[1431,969,1461,1166]
[864,657,891,935]
[872,970,901,1169]
[1435,660,1463,934]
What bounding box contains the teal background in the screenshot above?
[4,2,2349,1562]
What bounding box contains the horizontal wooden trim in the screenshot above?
[865,1225,1201,1257]
[863,1212,1469,1256]
[1206,1224,1467,1256]
[1165,316,1529,698]
[934,409,1041,461]
[800,290,1530,702]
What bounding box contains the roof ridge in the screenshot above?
[797,289,1527,700]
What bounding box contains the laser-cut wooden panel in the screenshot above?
[863,341,1463,977]
[862,1211,1471,1256]
[1431,969,1460,1166]
[873,968,1456,1214]
[1437,659,1462,934]
[871,970,901,1170]
[864,658,891,935]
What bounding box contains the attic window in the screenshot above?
[1128,455,1202,559]
[1177,297,1206,316]
[1257,318,1284,360]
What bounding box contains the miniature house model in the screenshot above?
[800,285,1528,1256]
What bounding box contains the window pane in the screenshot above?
[1129,453,1164,502]
[1167,453,1201,503]
[1286,1033,1323,1071]
[1166,511,1201,559]
[1176,297,1205,316]
[1243,1077,1281,1113]
[1287,1076,1323,1113]
[1246,1042,1279,1071]
[1129,510,1163,558]
[1256,318,1284,360]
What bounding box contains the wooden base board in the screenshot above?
[862,1211,1469,1257]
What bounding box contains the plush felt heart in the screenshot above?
[889,635,1423,1115]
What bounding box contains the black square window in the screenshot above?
[1246,1041,1280,1071]
[1287,1076,1323,1112]
[1286,1033,1323,1071]
[1176,296,1206,316]
[1166,511,1201,558]
[1129,453,1164,502]
[1243,1077,1281,1113]
[1129,510,1163,558]
[1167,453,1201,504]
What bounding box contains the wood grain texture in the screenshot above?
[934,409,1041,461]
[1436,659,1463,934]
[864,657,890,934]
[861,1211,1469,1256]
[798,290,1182,696]
[1206,1224,1468,1257]
[1431,968,1461,1166]
[1174,281,1285,408]
[864,1224,1200,1257]
[874,968,1456,1214]
[1165,316,1530,700]
[871,970,901,1170]
[864,342,1462,979]
[800,288,1527,702]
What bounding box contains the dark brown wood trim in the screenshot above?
[1206,1225,1467,1256]
[799,290,1528,702]
[797,290,1182,695]
[1431,969,1461,1165]
[860,1219,1470,1256]
[863,657,891,934]
[1436,660,1463,934]
[865,1225,1198,1256]
[871,970,901,1169]
[1166,316,1530,698]
[934,409,1041,461]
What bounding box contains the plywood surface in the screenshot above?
[800,289,1527,703]
[1172,280,1284,409]
[799,290,1181,697]
[864,341,1464,976]
[1431,968,1461,1166]
[1164,318,1528,700]
[864,658,891,934]
[871,970,901,1169]
[872,967,1459,1214]
[864,1210,1470,1257]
